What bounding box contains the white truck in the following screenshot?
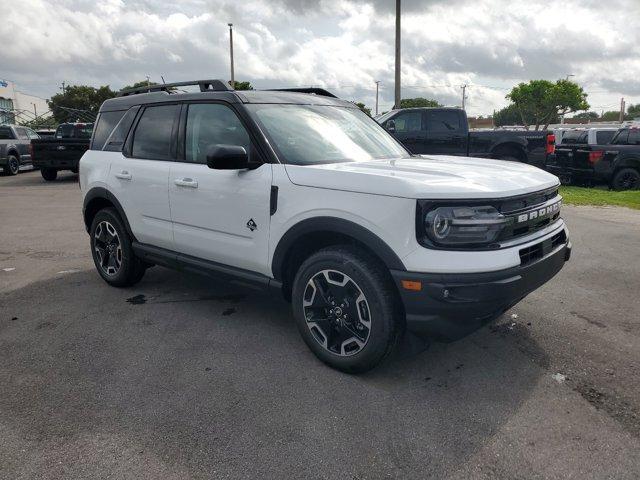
[80,80,571,372]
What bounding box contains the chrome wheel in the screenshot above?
[303,269,371,356]
[93,221,122,276]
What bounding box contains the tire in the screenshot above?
[4,155,19,175]
[611,168,640,191]
[291,246,401,373]
[89,207,146,287]
[41,168,58,181]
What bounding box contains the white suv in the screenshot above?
[80,80,571,373]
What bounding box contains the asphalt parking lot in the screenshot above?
[1,170,640,480]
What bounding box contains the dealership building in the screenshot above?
[0,79,50,124]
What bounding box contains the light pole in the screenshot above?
[565,74,575,81]
[375,80,380,116]
[394,0,401,109]
[228,23,235,89]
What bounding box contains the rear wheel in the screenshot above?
[41,168,58,181]
[89,208,146,287]
[291,246,401,373]
[611,168,640,190]
[4,155,19,175]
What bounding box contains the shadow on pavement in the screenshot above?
[0,266,547,479]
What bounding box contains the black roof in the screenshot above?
[100,89,354,113]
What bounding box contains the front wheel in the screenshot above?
[41,168,58,181]
[4,155,19,175]
[89,208,146,287]
[291,246,401,373]
[611,168,640,190]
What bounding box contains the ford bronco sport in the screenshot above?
[80,80,571,373]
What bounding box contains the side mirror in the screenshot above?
[386,120,396,133]
[206,144,250,170]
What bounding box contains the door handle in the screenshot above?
[174,178,198,188]
[115,170,132,180]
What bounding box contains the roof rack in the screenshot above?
[267,87,338,98]
[117,79,232,97]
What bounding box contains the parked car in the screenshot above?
[376,108,556,168]
[31,122,93,181]
[547,126,640,189]
[558,128,618,146]
[80,80,570,373]
[0,124,39,175]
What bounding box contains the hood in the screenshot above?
[284,155,560,199]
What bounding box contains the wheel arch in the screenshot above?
[614,154,640,171]
[271,217,406,300]
[490,141,527,161]
[83,187,136,240]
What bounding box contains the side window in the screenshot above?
[426,111,462,133]
[596,131,615,145]
[628,129,640,145]
[613,130,629,145]
[92,112,125,150]
[390,111,423,133]
[15,127,29,140]
[185,103,251,164]
[0,127,14,140]
[103,107,140,152]
[131,104,179,160]
[26,128,40,139]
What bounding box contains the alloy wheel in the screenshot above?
[302,269,372,356]
[8,157,19,175]
[93,221,122,276]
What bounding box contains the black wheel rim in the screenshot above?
[9,157,18,174]
[620,172,639,189]
[93,221,122,276]
[303,269,371,356]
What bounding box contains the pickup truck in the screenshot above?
[0,124,39,175]
[547,126,640,189]
[376,108,555,168]
[31,123,93,181]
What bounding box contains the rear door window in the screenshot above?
[15,127,29,140]
[612,130,629,145]
[426,111,462,133]
[131,104,179,160]
[628,129,640,145]
[596,130,615,145]
[560,130,586,144]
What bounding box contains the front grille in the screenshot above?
[498,188,562,242]
[519,230,566,266]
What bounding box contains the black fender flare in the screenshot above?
[82,187,136,240]
[271,216,406,280]
[614,154,640,171]
[489,139,527,158]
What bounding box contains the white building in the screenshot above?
[0,79,50,124]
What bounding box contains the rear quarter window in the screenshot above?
[596,131,616,145]
[91,111,126,150]
[561,130,586,144]
[0,127,14,140]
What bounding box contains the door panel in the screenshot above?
[169,102,272,275]
[424,110,468,155]
[170,163,272,274]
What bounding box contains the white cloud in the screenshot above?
[1,0,639,115]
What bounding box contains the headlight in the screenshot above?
[422,205,508,246]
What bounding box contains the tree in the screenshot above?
[601,110,621,121]
[354,102,371,116]
[233,81,253,90]
[121,80,159,91]
[626,103,640,119]
[506,79,589,130]
[48,85,117,123]
[573,111,599,120]
[494,103,559,127]
[399,98,442,109]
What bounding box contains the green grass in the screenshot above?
[560,186,640,210]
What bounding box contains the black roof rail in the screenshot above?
[117,79,232,97]
[267,87,338,98]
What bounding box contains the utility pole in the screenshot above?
[461,84,467,111]
[375,80,380,116]
[620,97,626,123]
[394,0,401,109]
[228,23,235,89]
[146,75,151,92]
[61,81,66,94]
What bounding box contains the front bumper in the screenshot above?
[391,234,571,341]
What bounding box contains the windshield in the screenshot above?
[247,104,407,165]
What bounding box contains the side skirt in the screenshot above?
[132,242,283,295]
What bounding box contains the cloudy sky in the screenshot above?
[2,0,640,116]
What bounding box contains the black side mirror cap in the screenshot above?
[206,144,250,170]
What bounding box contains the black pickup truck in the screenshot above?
[31,123,93,181]
[376,108,555,168]
[547,127,640,190]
